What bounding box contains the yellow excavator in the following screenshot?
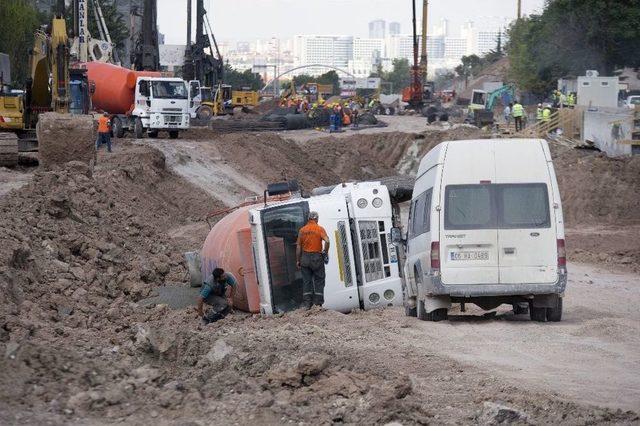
[0,14,91,166]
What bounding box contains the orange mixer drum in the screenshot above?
[201,205,261,313]
[82,62,161,114]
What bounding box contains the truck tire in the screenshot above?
[168,130,179,139]
[148,130,159,138]
[405,300,417,317]
[546,297,563,322]
[196,105,213,120]
[529,302,547,322]
[134,117,144,139]
[112,116,125,138]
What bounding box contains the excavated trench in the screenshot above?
[1,128,640,423]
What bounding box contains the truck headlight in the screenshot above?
[372,197,383,208]
[357,198,368,209]
[369,292,380,304]
[383,289,395,300]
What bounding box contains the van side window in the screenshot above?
[409,188,432,239]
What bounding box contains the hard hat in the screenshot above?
[538,103,542,107]
[103,111,109,116]
[309,211,319,220]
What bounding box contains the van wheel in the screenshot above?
[529,302,547,322]
[417,300,448,322]
[547,297,563,322]
[134,117,144,138]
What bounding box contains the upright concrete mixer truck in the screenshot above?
[84,62,189,139]
[195,179,412,315]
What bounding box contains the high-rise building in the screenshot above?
[477,30,502,55]
[444,38,468,59]
[389,22,401,36]
[353,38,385,62]
[293,35,354,75]
[369,20,386,39]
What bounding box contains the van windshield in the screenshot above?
[444,184,550,230]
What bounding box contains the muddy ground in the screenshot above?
[1,121,639,424]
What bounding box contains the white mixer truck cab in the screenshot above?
[404,139,567,322]
[249,181,405,315]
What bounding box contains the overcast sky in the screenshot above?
[157,0,546,45]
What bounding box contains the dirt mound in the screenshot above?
[37,113,96,168]
[550,145,640,226]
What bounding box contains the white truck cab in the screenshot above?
[249,181,404,315]
[403,139,567,322]
[113,77,190,139]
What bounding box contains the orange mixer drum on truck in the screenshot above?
[82,62,160,114]
[201,205,262,313]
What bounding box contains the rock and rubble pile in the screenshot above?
[37,113,96,168]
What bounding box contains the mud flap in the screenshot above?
[424,295,451,313]
[531,293,560,308]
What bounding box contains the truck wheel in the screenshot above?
[196,105,213,120]
[405,301,417,317]
[529,302,547,322]
[112,117,125,138]
[546,297,563,322]
[134,118,144,139]
[168,130,179,139]
[148,130,159,138]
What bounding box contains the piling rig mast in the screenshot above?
[183,0,224,86]
[132,0,160,71]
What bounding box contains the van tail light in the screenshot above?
[557,239,566,267]
[431,241,440,270]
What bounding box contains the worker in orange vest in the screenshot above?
[296,211,330,309]
[96,112,112,153]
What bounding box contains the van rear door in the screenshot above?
[494,141,557,284]
[440,142,499,286]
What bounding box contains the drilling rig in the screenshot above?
[402,0,444,121]
[132,0,160,71]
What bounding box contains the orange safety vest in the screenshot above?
[297,221,328,253]
[98,116,110,133]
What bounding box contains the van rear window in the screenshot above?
[499,184,550,228]
[445,186,494,229]
[444,184,550,230]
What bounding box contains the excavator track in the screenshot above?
[0,132,19,167]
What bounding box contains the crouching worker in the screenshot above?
[196,268,236,324]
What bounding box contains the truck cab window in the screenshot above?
[138,80,149,97]
[261,203,308,313]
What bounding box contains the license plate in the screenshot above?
[450,251,489,261]
[168,123,178,127]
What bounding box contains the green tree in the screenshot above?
[88,0,128,53]
[0,0,41,86]
[316,70,340,94]
[223,64,263,90]
[381,58,411,94]
[506,0,640,95]
[454,54,482,88]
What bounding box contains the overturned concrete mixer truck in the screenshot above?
[194,179,413,315]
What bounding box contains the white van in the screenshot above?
[402,139,567,322]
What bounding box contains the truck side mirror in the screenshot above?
[390,227,404,244]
